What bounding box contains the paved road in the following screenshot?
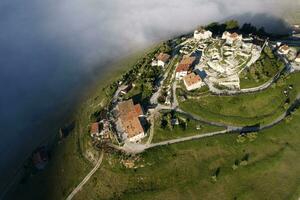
[112,91,300,154]
[145,109,157,145]
[150,57,177,105]
[66,151,104,200]
[147,130,228,148]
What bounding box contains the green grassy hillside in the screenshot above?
[179,73,300,126]
[73,107,300,200]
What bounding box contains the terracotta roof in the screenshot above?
[196,28,206,33]
[134,104,144,116]
[183,73,202,86]
[230,32,239,39]
[120,116,144,138]
[176,63,190,72]
[118,99,144,138]
[180,56,196,65]
[90,122,99,134]
[157,53,170,63]
[280,44,289,51]
[118,99,135,116]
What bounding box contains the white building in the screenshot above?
[207,61,225,74]
[156,53,170,67]
[175,56,196,79]
[278,45,290,55]
[194,29,212,40]
[183,73,205,91]
[151,60,158,66]
[176,64,189,80]
[295,54,300,63]
[222,31,242,44]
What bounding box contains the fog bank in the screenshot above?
[0,0,297,194]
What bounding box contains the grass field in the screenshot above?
[72,106,300,200]
[179,73,300,126]
[152,112,225,143]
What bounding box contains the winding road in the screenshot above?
[114,88,300,154]
[66,37,300,199]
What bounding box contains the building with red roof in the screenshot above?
[175,56,196,79]
[90,122,99,137]
[222,31,242,44]
[183,72,205,91]
[116,99,145,142]
[156,53,170,67]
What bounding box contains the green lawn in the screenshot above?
[152,112,225,143]
[73,106,300,200]
[179,73,300,126]
[177,85,210,97]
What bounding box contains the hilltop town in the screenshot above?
[12,19,300,200]
[87,21,300,153]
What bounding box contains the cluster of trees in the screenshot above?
[205,19,287,38]
[232,153,250,171]
[104,41,172,106]
[90,108,107,122]
[160,111,188,130]
[241,46,284,82]
[138,65,163,103]
[158,89,168,104]
[205,20,239,35]
[236,132,258,143]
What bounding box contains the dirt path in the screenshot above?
[66,151,104,200]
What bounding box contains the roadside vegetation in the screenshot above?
[152,111,224,143]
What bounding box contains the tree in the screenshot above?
[205,22,226,35]
[257,27,267,37]
[225,20,239,31]
[241,23,257,34]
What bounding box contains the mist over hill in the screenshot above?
[0,0,297,195]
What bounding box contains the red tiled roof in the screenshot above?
[90,122,99,134]
[118,99,134,116]
[134,104,144,116]
[118,99,144,138]
[230,32,239,38]
[176,64,190,72]
[180,56,196,65]
[280,44,289,51]
[157,53,170,62]
[120,116,144,138]
[183,73,202,86]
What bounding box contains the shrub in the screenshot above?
[211,167,221,182]
[236,134,246,143]
[246,132,258,142]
